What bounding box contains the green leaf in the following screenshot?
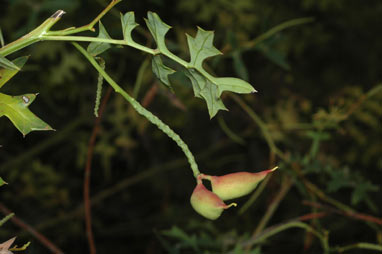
[152,55,175,88]
[0,177,7,186]
[0,56,29,89]
[87,21,112,56]
[162,226,199,251]
[214,77,256,97]
[186,27,222,68]
[185,27,256,117]
[144,11,172,53]
[351,181,379,205]
[0,55,20,71]
[121,11,139,43]
[0,93,54,136]
[144,12,256,118]
[184,68,227,118]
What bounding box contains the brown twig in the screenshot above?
[84,86,112,254]
[0,202,64,254]
[141,82,159,108]
[303,200,382,225]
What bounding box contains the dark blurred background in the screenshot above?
[0,0,381,253]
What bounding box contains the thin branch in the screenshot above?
[303,200,382,225]
[47,0,122,35]
[251,176,294,238]
[238,216,329,254]
[83,86,113,254]
[0,202,64,254]
[333,242,382,252]
[229,94,287,160]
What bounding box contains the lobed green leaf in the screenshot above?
[0,93,54,136]
[144,12,171,54]
[139,12,256,117]
[186,27,221,69]
[121,11,139,43]
[184,68,227,118]
[151,55,175,88]
[87,21,112,56]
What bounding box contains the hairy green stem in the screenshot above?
[72,42,200,178]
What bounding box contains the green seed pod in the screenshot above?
[202,166,278,201]
[190,176,237,220]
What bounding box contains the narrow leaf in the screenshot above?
[0,28,4,47]
[214,77,256,97]
[0,56,29,88]
[0,55,20,71]
[0,93,54,136]
[87,21,112,56]
[121,11,139,43]
[152,55,175,88]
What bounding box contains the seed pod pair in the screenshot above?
[190,167,277,220]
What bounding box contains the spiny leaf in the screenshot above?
[144,12,256,118]
[0,93,54,136]
[87,21,112,56]
[121,11,139,43]
[152,55,175,88]
[185,27,255,117]
[144,11,171,54]
[0,55,20,71]
[0,56,29,89]
[184,68,227,118]
[186,27,222,68]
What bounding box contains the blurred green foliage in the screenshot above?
[0,0,381,253]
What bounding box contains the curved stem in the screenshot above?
[72,42,200,178]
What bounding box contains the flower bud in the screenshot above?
[190,176,237,220]
[202,166,278,200]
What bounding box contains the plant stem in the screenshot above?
[72,42,200,178]
[244,221,329,254]
[47,0,122,36]
[333,242,382,252]
[229,94,287,160]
